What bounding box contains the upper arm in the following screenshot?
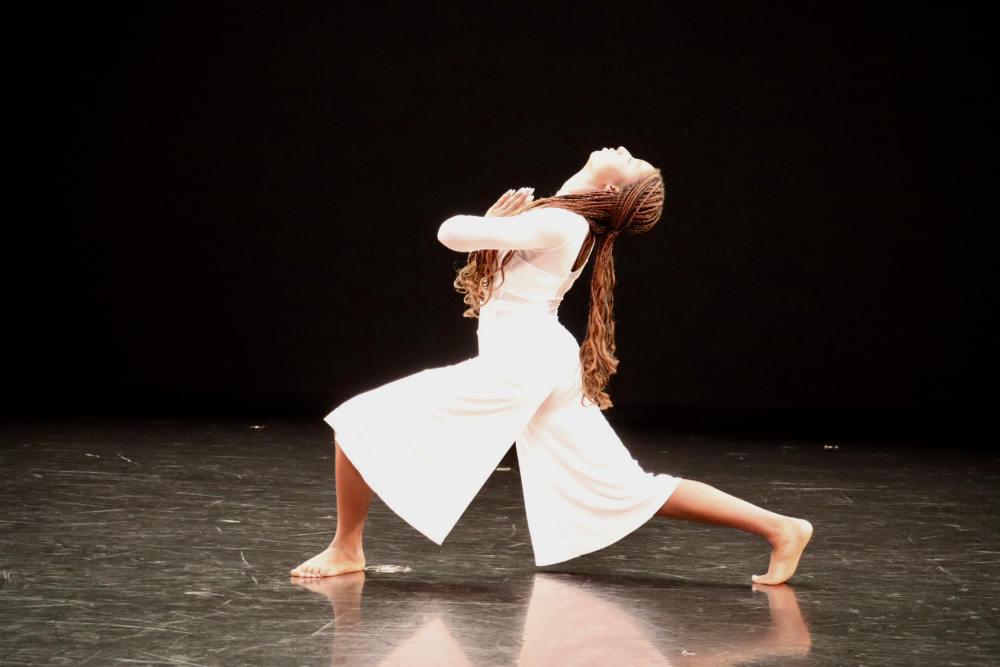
[436,207,579,253]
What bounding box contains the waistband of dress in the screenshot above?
[480,299,560,318]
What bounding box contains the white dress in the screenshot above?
[324,205,682,566]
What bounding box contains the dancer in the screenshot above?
[291,146,812,584]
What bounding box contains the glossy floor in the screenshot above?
[1,416,997,665]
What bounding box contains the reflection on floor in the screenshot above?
[300,571,809,665]
[1,416,997,665]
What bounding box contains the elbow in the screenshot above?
[437,219,454,250]
[437,216,462,251]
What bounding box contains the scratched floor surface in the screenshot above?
[1,416,997,665]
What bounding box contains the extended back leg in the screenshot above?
[656,479,812,584]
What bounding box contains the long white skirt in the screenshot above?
[323,305,681,566]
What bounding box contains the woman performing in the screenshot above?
[291,146,813,584]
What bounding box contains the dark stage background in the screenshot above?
[2,3,989,441]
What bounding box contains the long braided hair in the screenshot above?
[452,169,665,410]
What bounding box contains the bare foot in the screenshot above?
[291,544,366,578]
[751,518,813,585]
[291,569,366,598]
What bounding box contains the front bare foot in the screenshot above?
[291,570,366,601]
[752,518,813,585]
[291,543,365,578]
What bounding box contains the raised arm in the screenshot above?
[437,207,576,253]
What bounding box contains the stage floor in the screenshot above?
[1,415,997,665]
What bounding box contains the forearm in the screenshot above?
[436,209,566,252]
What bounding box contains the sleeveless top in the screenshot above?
[481,223,595,318]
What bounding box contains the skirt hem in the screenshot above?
[530,474,684,567]
[324,413,453,545]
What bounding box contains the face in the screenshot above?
[586,146,656,191]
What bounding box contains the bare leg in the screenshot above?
[291,437,374,577]
[656,479,813,585]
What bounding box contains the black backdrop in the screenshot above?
[3,3,989,438]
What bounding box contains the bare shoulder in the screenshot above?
[533,206,588,232]
[524,207,588,254]
[542,205,587,222]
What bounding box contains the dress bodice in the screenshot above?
[482,237,594,317]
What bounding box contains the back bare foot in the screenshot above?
[752,518,813,585]
[291,543,366,578]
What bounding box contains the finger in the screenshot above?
[506,188,530,204]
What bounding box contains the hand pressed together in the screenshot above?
[485,187,534,217]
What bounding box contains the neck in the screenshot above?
[557,168,596,196]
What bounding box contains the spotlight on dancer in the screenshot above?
[292,146,812,584]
